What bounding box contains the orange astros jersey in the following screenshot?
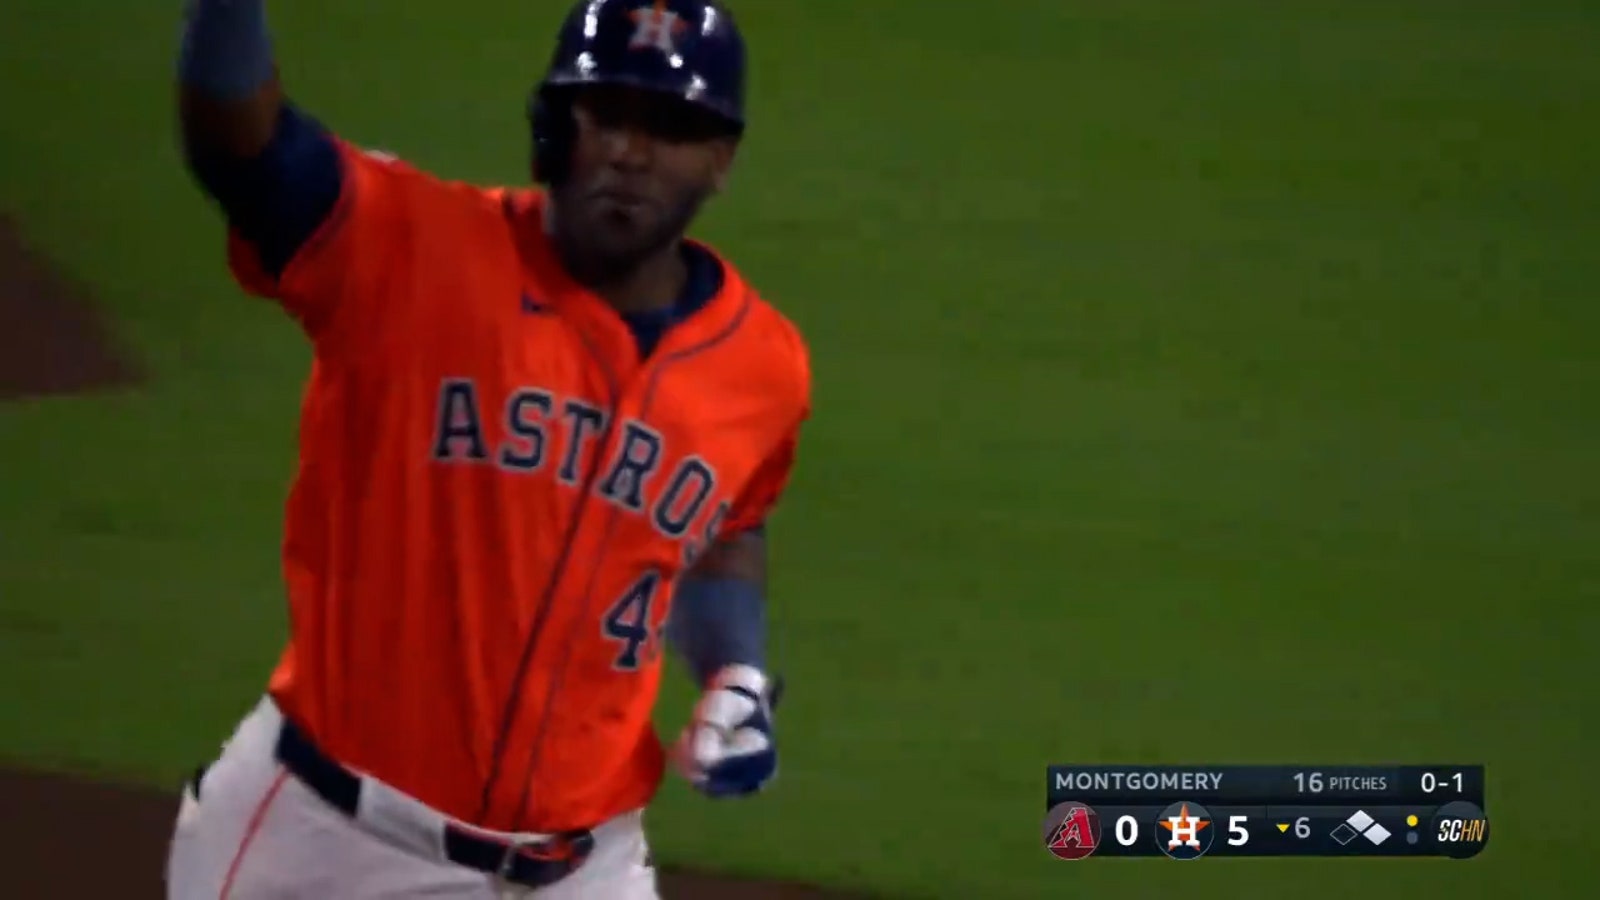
[226,139,811,833]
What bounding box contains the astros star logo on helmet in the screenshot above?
[629,2,688,54]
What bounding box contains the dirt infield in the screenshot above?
[0,219,866,899]
[0,217,140,400]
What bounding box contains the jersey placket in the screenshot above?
[477,295,653,831]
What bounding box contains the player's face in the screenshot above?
[552,85,737,271]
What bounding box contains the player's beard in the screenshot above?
[556,182,708,284]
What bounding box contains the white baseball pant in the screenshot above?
[164,696,659,899]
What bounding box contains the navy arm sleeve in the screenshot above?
[184,103,342,279]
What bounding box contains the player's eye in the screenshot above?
[578,89,721,144]
[582,103,629,131]
[641,109,706,143]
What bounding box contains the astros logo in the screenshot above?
[1042,801,1102,861]
[1156,801,1214,860]
[628,2,689,54]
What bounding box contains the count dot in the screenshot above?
[1406,831,1419,845]
[1406,814,1419,827]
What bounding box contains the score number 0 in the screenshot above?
[1110,814,1253,847]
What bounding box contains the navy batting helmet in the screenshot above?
[530,0,747,185]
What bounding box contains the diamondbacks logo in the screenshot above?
[1042,801,1101,860]
[1156,801,1214,860]
[628,2,688,54]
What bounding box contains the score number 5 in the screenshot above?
[1227,815,1249,846]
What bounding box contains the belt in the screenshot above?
[191,716,594,890]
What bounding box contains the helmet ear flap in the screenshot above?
[529,86,576,187]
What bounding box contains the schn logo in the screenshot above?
[628,2,688,54]
[1042,801,1101,860]
[1156,801,1214,860]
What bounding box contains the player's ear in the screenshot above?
[709,138,738,194]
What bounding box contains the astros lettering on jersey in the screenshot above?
[228,144,811,833]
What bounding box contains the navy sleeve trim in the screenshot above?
[185,103,343,278]
[666,575,767,687]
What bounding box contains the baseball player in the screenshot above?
[165,1,808,897]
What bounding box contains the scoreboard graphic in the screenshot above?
[1043,765,1487,859]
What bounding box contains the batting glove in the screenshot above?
[674,664,780,798]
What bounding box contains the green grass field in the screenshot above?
[2,1,1597,897]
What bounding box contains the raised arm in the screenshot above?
[177,0,341,279]
[177,0,280,157]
